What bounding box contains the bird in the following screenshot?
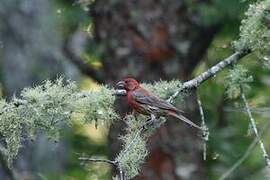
[116,78,202,130]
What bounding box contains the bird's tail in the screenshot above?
[168,111,202,130]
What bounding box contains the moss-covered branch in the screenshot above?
[0,78,182,171]
[0,78,119,166]
[241,91,270,167]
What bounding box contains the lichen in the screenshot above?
[225,65,253,99]
[234,0,270,66]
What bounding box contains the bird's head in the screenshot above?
[117,78,139,91]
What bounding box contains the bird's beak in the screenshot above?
[116,80,125,89]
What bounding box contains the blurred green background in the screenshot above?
[0,0,270,179]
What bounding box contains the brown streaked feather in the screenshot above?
[132,87,201,130]
[132,87,184,113]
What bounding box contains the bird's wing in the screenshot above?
[132,88,183,113]
[133,88,202,130]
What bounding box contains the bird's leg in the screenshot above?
[132,110,138,121]
[140,117,150,131]
[143,114,157,129]
[150,114,156,122]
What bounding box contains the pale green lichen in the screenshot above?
[75,86,118,126]
[18,78,77,139]
[225,65,253,99]
[142,80,183,100]
[0,78,119,166]
[234,0,270,65]
[0,99,22,166]
[114,80,183,179]
[116,115,149,179]
[116,114,165,179]
[0,78,183,177]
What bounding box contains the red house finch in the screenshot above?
[117,78,202,130]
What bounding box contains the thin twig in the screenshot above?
[78,157,117,165]
[219,120,270,180]
[122,117,156,155]
[122,129,143,155]
[182,51,249,90]
[241,91,270,167]
[115,117,158,180]
[112,89,127,96]
[197,93,209,160]
[119,166,125,180]
[78,117,157,180]
[0,145,17,180]
[168,50,250,103]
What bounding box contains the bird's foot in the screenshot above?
[142,114,158,130]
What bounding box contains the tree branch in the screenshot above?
[78,157,117,166]
[76,116,158,180]
[168,50,250,102]
[219,119,270,180]
[102,50,252,99]
[241,90,270,167]
[0,149,17,180]
[197,93,209,161]
[183,51,250,89]
[121,116,156,155]
[112,90,127,96]
[102,51,252,100]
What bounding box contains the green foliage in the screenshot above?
[225,65,253,99]
[234,0,270,65]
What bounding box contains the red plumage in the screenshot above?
[117,78,202,130]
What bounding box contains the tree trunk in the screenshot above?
[88,0,222,179]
